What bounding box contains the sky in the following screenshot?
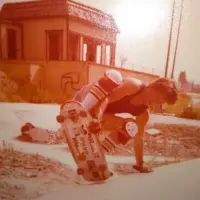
[1,0,200,83]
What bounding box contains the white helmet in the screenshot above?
[104,69,123,85]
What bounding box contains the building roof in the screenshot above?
[0,0,119,33]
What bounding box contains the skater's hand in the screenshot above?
[132,163,153,173]
[88,119,101,134]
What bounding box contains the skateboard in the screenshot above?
[56,100,113,182]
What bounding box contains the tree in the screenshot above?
[120,55,127,67]
[178,71,187,86]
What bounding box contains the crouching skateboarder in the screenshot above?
[21,69,178,173]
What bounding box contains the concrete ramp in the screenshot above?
[1,103,200,200]
[37,159,200,200]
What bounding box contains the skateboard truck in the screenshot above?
[56,115,65,123]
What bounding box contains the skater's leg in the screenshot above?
[101,113,125,133]
[100,113,138,153]
[102,113,137,140]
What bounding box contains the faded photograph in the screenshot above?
[0,0,199,200]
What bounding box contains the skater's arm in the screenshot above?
[88,98,109,134]
[134,110,149,166]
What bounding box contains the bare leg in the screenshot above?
[101,113,124,133]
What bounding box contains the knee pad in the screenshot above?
[118,119,138,145]
[82,69,122,111]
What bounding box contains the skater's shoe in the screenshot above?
[21,123,35,135]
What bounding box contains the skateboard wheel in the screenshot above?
[76,168,84,175]
[99,164,106,171]
[56,115,65,123]
[110,171,113,176]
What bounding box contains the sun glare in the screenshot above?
[114,1,166,38]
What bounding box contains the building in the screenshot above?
[0,0,159,99]
[0,0,118,65]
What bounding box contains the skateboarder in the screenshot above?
[72,70,178,173]
[21,69,178,173]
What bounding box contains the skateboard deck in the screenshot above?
[56,100,112,182]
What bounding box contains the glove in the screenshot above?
[133,163,153,173]
[88,118,101,134]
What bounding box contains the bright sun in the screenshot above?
[114,1,166,38]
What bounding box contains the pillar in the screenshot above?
[110,43,116,66]
[79,36,83,61]
[101,43,106,65]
